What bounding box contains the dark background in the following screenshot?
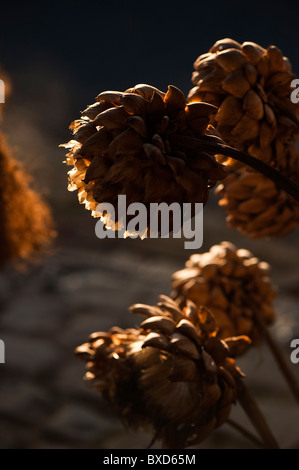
[0,0,299,449]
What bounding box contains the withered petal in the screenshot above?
[143,143,166,164]
[119,93,148,115]
[96,90,123,104]
[78,128,111,160]
[84,155,111,183]
[126,83,165,101]
[142,332,169,351]
[186,101,218,120]
[108,128,144,158]
[129,303,164,318]
[148,91,166,118]
[224,335,252,356]
[94,106,129,129]
[164,85,186,111]
[170,332,200,359]
[140,315,177,335]
[126,115,147,137]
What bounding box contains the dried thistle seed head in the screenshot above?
[62,84,227,234]
[76,296,247,449]
[76,327,148,427]
[171,241,277,345]
[189,38,299,160]
[0,132,55,267]
[215,144,299,238]
[188,39,299,238]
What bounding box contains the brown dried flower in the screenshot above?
[0,132,55,266]
[214,144,299,238]
[189,38,299,156]
[188,38,299,238]
[76,295,248,449]
[171,242,276,344]
[62,84,227,233]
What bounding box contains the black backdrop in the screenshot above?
[1,0,299,121]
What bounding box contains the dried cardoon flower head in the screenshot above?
[0,132,55,266]
[189,38,299,156]
[215,144,299,238]
[171,242,276,345]
[62,84,227,233]
[76,295,248,449]
[188,38,299,238]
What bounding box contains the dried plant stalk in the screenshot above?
[236,380,279,449]
[253,305,299,405]
[170,134,299,203]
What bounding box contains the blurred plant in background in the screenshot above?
[0,74,55,268]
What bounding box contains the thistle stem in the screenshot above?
[236,379,279,449]
[227,418,264,448]
[170,135,299,203]
[253,307,299,406]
